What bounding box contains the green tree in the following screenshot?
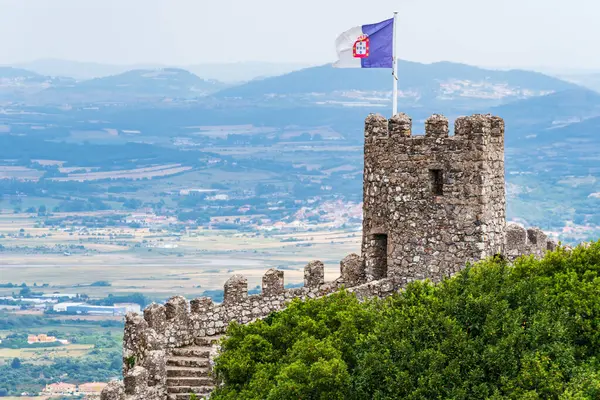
[10,357,21,369]
[211,242,600,400]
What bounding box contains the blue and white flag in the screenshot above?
[333,18,394,68]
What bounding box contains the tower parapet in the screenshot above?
[362,112,506,283]
[101,111,564,400]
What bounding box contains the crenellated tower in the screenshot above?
[100,112,566,400]
[362,113,506,283]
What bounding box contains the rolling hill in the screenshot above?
[35,68,228,104]
[0,67,76,100]
[15,59,310,82]
[490,88,600,130]
[213,60,579,107]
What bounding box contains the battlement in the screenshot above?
[362,111,506,283]
[102,255,401,400]
[104,236,561,400]
[365,113,505,141]
[101,111,563,400]
[505,223,558,261]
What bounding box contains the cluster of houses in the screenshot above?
[41,382,107,397]
[52,302,141,315]
[27,333,70,345]
[1,292,141,316]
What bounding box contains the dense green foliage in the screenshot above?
[212,242,600,399]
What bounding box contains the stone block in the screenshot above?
[143,350,166,387]
[340,253,365,287]
[490,116,505,137]
[424,114,448,138]
[454,116,472,136]
[100,380,125,400]
[505,223,527,251]
[143,303,166,332]
[527,227,548,250]
[304,260,324,288]
[165,296,188,321]
[124,366,148,395]
[365,114,388,138]
[224,274,248,304]
[191,297,213,314]
[468,114,493,136]
[262,268,284,296]
[389,113,411,137]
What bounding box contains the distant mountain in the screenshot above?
[531,114,600,146]
[490,88,600,130]
[15,59,311,83]
[0,67,75,100]
[557,72,600,93]
[36,68,229,104]
[0,66,43,79]
[13,59,166,80]
[214,61,579,109]
[185,62,311,83]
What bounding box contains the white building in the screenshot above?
[42,293,78,299]
[53,302,85,312]
[114,303,141,314]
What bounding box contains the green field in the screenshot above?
[0,211,360,300]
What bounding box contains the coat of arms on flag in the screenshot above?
[333,17,393,68]
[353,34,369,58]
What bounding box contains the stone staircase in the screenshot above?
[166,336,221,400]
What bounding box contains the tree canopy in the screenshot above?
[211,242,600,400]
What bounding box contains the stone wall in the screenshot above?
[101,112,561,400]
[101,255,404,400]
[505,222,557,261]
[362,113,506,284]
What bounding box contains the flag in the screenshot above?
[333,18,394,68]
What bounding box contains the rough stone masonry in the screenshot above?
[100,113,559,400]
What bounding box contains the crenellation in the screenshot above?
[424,114,449,138]
[143,303,166,333]
[190,297,213,314]
[454,116,472,136]
[340,253,365,286]
[104,111,563,400]
[388,112,412,137]
[304,260,325,288]
[467,114,493,136]
[364,113,389,139]
[262,268,285,296]
[164,296,188,321]
[223,274,248,304]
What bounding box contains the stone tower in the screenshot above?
[362,113,506,283]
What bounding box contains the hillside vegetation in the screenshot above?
[212,242,600,400]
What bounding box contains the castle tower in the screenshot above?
[362,113,506,283]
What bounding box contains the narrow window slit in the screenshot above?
[429,169,444,195]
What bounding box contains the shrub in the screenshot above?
[211,242,600,400]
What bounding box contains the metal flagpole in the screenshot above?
[392,11,399,116]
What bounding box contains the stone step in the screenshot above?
[167,383,214,393]
[195,336,222,347]
[166,366,210,378]
[167,356,210,368]
[167,393,212,400]
[171,346,212,358]
[168,394,211,400]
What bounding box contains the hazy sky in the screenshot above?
[1,0,598,71]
